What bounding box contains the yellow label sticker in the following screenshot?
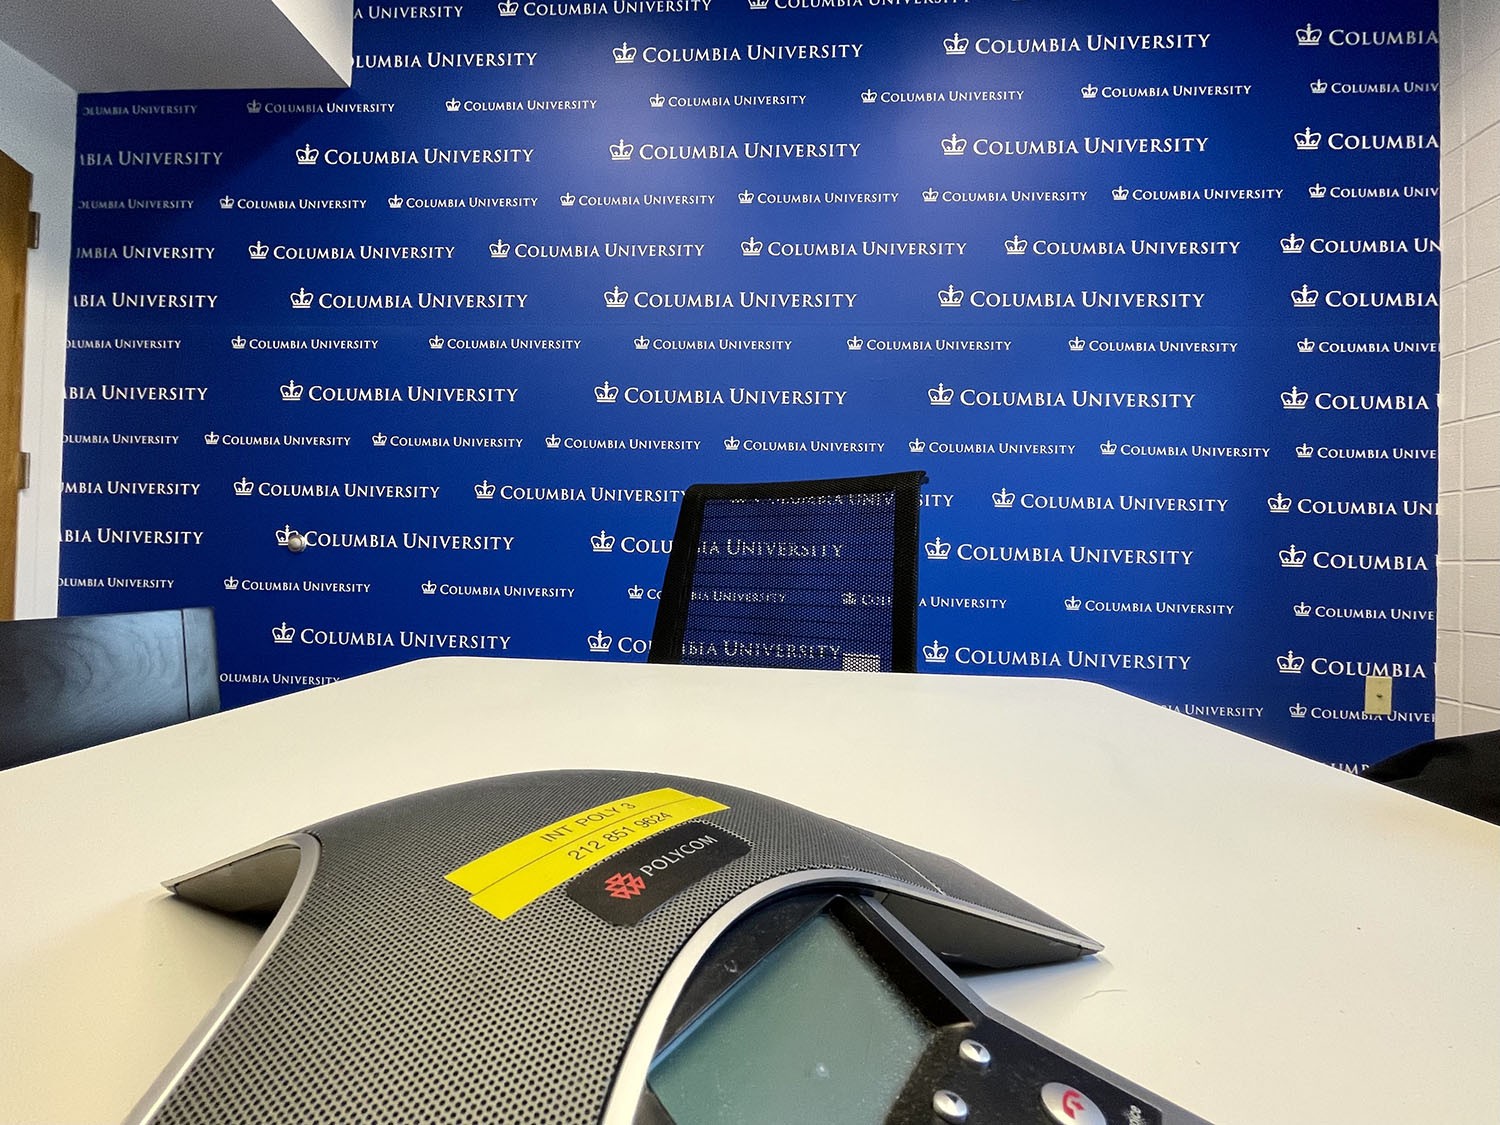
[446,788,729,920]
[446,786,689,894]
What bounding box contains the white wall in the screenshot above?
[1438,0,1500,735]
[0,38,73,619]
[272,0,353,84]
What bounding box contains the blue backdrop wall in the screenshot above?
[59,0,1440,768]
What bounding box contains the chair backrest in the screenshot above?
[648,472,926,672]
[0,607,220,770]
[1364,730,1500,825]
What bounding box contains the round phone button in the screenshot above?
[957,1038,992,1069]
[1040,1082,1106,1125]
[932,1089,969,1123]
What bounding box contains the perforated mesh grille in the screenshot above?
[147,770,1017,1125]
[650,474,924,673]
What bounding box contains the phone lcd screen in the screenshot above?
[648,912,934,1124]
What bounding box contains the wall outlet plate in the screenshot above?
[1364,676,1394,716]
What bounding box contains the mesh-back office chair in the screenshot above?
[0,607,220,770]
[648,472,926,672]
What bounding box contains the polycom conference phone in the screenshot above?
[127,771,1211,1125]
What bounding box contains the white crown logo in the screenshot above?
[1295,127,1322,150]
[490,239,510,258]
[1081,84,1098,99]
[634,335,650,350]
[388,194,405,209]
[649,93,666,108]
[909,438,926,453]
[723,435,740,451]
[545,433,561,448]
[610,139,633,161]
[922,187,939,203]
[560,192,577,207]
[628,584,645,600]
[474,480,496,500]
[1280,544,1307,568]
[1065,596,1083,611]
[748,0,769,8]
[603,287,628,308]
[941,133,968,156]
[248,240,270,260]
[1296,443,1314,458]
[280,380,304,401]
[847,336,863,351]
[937,285,964,308]
[446,98,461,112]
[1069,336,1087,351]
[1005,234,1027,255]
[498,0,518,13]
[274,525,298,547]
[1281,233,1305,253]
[1289,703,1308,718]
[220,195,235,209]
[231,335,247,349]
[588,630,612,653]
[230,477,254,498]
[595,380,619,403]
[925,537,951,560]
[614,42,637,63]
[1296,23,1322,46]
[296,144,319,165]
[423,579,438,594]
[1282,385,1309,409]
[1309,79,1328,94]
[272,622,295,644]
[944,33,969,55]
[842,592,858,606]
[928,383,955,405]
[1277,650,1305,674]
[429,335,446,350]
[1308,183,1327,199]
[992,489,1015,508]
[1112,185,1129,201]
[371,432,388,446]
[1298,337,1316,353]
[741,236,763,256]
[203,431,220,445]
[1099,440,1118,455]
[246,100,262,113]
[223,576,239,590]
[1293,601,1312,617]
[738,189,755,204]
[591,530,616,553]
[1267,492,1293,513]
[861,89,877,104]
[1290,285,1318,308]
[923,640,949,663]
[289,288,314,309]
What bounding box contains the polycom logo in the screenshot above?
[603,872,646,899]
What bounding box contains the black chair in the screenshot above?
[648,472,926,672]
[0,607,220,770]
[1364,729,1500,825]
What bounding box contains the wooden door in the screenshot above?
[0,150,31,621]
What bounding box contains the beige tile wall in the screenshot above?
[1438,0,1500,734]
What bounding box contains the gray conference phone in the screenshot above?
[127,770,1211,1125]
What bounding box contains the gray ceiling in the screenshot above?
[0,0,349,93]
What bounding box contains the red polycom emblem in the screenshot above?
[603,872,646,900]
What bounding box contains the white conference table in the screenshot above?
[1,657,1496,1125]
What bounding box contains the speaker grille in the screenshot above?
[148,771,1037,1124]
